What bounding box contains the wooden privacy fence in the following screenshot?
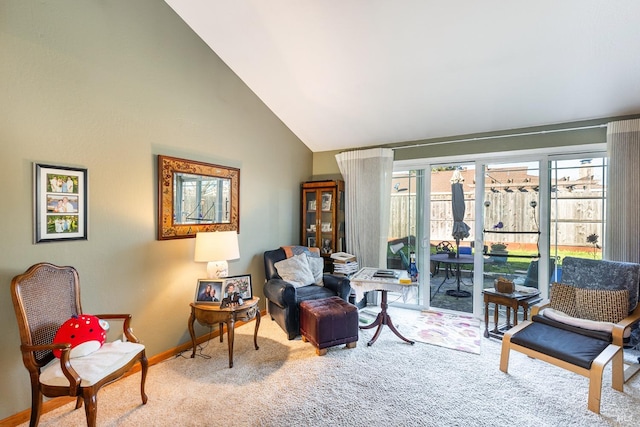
[389,191,604,248]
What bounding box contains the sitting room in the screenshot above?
[2,2,640,426]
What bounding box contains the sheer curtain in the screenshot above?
[335,148,394,268]
[605,118,640,263]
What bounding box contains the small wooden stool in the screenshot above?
[299,296,358,356]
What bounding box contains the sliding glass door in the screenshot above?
[428,164,476,313]
[550,156,607,279]
[387,169,423,307]
[389,146,607,316]
[482,161,544,295]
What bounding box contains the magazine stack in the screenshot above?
[331,252,358,276]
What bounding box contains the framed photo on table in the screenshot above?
[33,163,88,243]
[221,274,252,300]
[195,279,223,304]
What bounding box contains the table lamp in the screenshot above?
[194,231,240,278]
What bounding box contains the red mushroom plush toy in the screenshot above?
[53,314,109,358]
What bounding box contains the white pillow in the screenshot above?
[70,341,102,358]
[274,253,315,288]
[541,307,630,338]
[307,255,324,286]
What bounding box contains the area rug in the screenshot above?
[403,310,482,354]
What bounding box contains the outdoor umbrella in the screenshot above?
[451,169,471,254]
[448,170,471,297]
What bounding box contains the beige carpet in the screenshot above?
[21,313,640,427]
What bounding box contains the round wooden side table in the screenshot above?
[188,297,260,367]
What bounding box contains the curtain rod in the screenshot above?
[392,124,607,150]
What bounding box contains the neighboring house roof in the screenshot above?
[391,166,601,195]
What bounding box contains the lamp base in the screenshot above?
[206,261,229,279]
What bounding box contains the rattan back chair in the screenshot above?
[11,263,148,426]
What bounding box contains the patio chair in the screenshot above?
[11,263,148,426]
[388,236,416,270]
[520,258,556,288]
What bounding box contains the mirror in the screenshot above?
[158,155,240,240]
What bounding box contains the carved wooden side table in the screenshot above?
[482,289,540,339]
[188,297,260,367]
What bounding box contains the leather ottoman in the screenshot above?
[299,296,358,355]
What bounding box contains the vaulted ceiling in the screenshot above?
[165,1,640,152]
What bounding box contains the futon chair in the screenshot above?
[263,246,351,340]
[11,263,148,426]
[500,257,640,413]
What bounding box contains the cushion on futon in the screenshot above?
[510,321,611,369]
[534,312,614,342]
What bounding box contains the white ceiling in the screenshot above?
[165,1,640,153]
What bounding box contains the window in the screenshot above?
[390,146,607,315]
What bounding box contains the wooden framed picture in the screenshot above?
[33,163,88,243]
[157,155,240,240]
[221,274,252,300]
[194,279,223,304]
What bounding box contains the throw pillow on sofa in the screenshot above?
[307,255,324,286]
[549,282,578,317]
[575,288,629,323]
[274,253,315,288]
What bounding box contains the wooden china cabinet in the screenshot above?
[301,180,345,265]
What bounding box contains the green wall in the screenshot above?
[0,1,312,418]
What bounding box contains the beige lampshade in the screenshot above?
[194,231,240,278]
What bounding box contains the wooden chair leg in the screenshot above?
[140,353,149,404]
[499,336,511,373]
[611,347,624,392]
[587,344,622,414]
[500,321,530,373]
[29,386,43,427]
[587,362,604,414]
[83,393,98,427]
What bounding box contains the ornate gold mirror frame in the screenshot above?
[157,155,240,240]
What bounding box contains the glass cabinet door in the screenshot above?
[303,189,318,248]
[319,190,334,254]
[336,186,345,252]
